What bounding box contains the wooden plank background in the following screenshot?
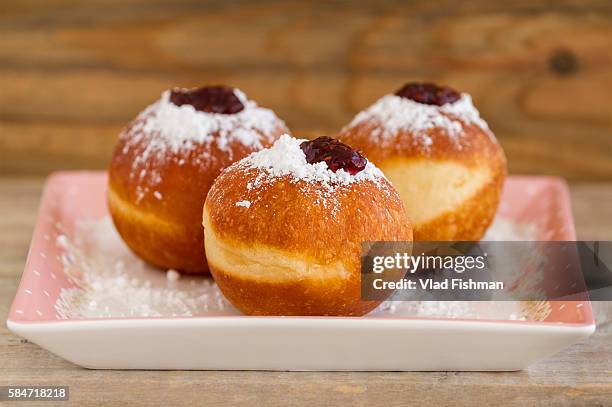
[0,0,611,180]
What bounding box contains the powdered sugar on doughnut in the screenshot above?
[243,135,385,187]
[121,88,285,202]
[235,135,389,215]
[344,93,491,150]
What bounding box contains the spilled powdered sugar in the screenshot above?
[373,214,549,320]
[52,214,546,321]
[344,93,492,150]
[373,300,549,322]
[54,218,234,319]
[483,216,538,241]
[122,88,284,202]
[234,135,389,215]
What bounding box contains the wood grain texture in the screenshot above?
[0,177,611,406]
[1,0,612,179]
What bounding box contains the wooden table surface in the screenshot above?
[0,177,611,406]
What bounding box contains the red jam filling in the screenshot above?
[395,82,460,106]
[300,136,367,175]
[169,86,244,114]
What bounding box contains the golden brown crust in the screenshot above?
[212,265,379,316]
[205,167,412,268]
[338,114,507,242]
[203,164,413,316]
[339,119,505,169]
[108,186,207,272]
[108,120,289,273]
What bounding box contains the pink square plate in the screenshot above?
[7,172,595,370]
